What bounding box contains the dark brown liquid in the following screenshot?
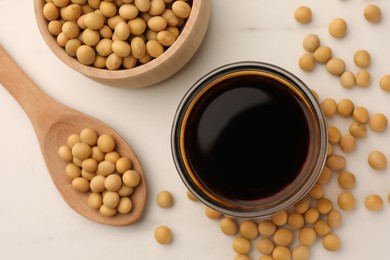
[184,74,310,203]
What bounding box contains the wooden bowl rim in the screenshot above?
[34,0,205,80]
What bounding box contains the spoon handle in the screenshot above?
[0,46,63,140]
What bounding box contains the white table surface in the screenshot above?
[1,0,390,259]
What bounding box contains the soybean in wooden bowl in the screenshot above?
[34,0,211,88]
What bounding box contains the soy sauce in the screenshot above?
[184,73,310,203]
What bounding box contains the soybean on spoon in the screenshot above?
[0,47,146,226]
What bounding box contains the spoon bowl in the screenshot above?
[0,46,146,226]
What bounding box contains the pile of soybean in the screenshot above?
[297,4,390,91]
[58,128,141,217]
[42,0,192,69]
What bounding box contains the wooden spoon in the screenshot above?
[0,46,147,226]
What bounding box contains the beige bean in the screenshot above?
[321,98,337,117]
[131,37,146,59]
[338,171,356,190]
[258,220,276,236]
[326,155,346,171]
[337,191,356,211]
[303,34,320,52]
[328,126,341,144]
[370,113,388,132]
[364,194,383,211]
[294,6,312,24]
[329,18,347,38]
[219,217,237,236]
[72,177,90,193]
[364,4,382,23]
[298,227,317,246]
[326,58,345,76]
[299,54,316,72]
[314,46,332,63]
[146,39,164,58]
[356,70,371,87]
[340,71,355,88]
[322,234,341,251]
[339,134,356,153]
[134,0,151,12]
[154,225,172,244]
[327,210,342,228]
[349,122,367,138]
[232,237,251,255]
[368,151,387,170]
[337,99,354,117]
[172,0,191,18]
[354,50,371,68]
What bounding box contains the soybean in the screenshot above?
[76,45,96,65]
[364,194,383,211]
[321,98,337,117]
[355,70,371,87]
[364,4,382,23]
[326,58,345,76]
[271,210,288,226]
[314,46,332,63]
[353,107,369,123]
[257,237,274,255]
[88,192,103,209]
[186,190,198,202]
[368,151,387,170]
[288,213,304,230]
[292,245,310,260]
[232,237,251,255]
[154,225,172,245]
[294,197,310,214]
[380,75,390,92]
[369,113,388,132]
[314,220,331,237]
[337,99,354,117]
[304,208,320,224]
[354,50,371,68]
[338,171,356,190]
[322,234,341,251]
[294,6,312,24]
[337,191,356,211]
[59,146,73,162]
[298,227,317,246]
[240,221,258,240]
[349,122,367,138]
[317,166,332,185]
[204,207,222,220]
[156,190,174,208]
[258,220,276,236]
[326,155,346,171]
[299,54,316,72]
[328,126,341,144]
[117,197,133,214]
[272,246,291,260]
[220,217,238,236]
[340,71,355,88]
[303,34,320,52]
[339,134,356,153]
[172,1,191,18]
[308,183,324,200]
[329,18,347,38]
[316,198,333,215]
[72,177,90,193]
[327,210,343,228]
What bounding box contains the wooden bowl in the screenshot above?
[34,0,211,88]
